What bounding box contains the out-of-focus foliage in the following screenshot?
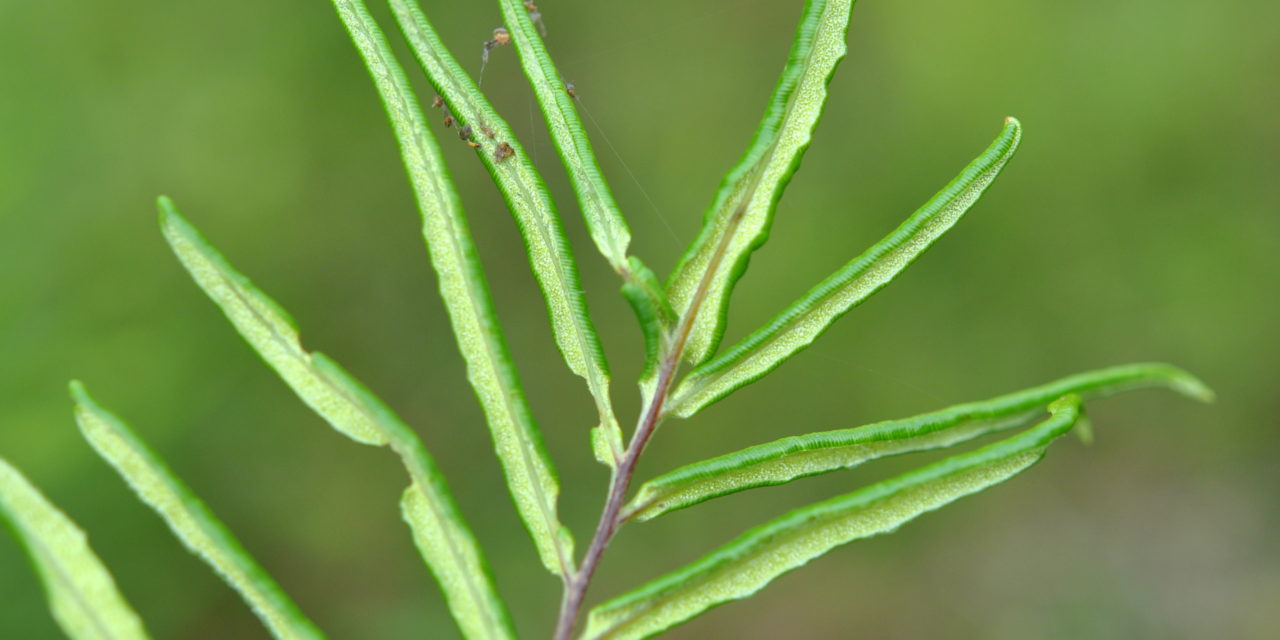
[0,0,1273,638]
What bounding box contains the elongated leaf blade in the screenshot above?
[309,355,516,640]
[0,457,151,640]
[330,0,573,576]
[671,118,1022,417]
[70,383,324,640]
[629,363,1211,521]
[388,0,619,447]
[496,0,630,270]
[161,200,516,638]
[584,396,1083,640]
[666,0,857,366]
[158,199,387,446]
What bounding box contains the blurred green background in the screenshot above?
[2,0,1276,637]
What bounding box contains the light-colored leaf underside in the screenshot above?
[671,118,1022,417]
[158,199,386,446]
[307,355,516,640]
[389,0,618,452]
[330,0,571,576]
[71,383,324,640]
[0,457,150,640]
[584,397,1082,640]
[162,198,513,639]
[496,0,630,270]
[630,363,1211,521]
[666,0,856,367]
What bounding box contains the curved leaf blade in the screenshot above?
[70,383,324,640]
[666,0,857,366]
[161,201,516,637]
[629,363,1211,521]
[158,199,387,446]
[310,355,516,640]
[584,396,1083,640]
[388,0,618,448]
[330,0,573,576]
[0,457,151,640]
[671,118,1023,417]
[496,0,631,270]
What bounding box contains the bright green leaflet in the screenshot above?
[496,0,630,271]
[161,202,513,639]
[310,355,516,640]
[0,457,150,640]
[666,0,856,367]
[388,0,620,458]
[70,383,324,640]
[158,198,386,446]
[670,118,1022,418]
[331,0,573,577]
[584,397,1083,640]
[629,363,1211,521]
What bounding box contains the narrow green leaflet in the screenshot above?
[161,202,515,638]
[628,363,1211,521]
[388,0,620,453]
[670,118,1022,418]
[70,383,324,640]
[159,199,386,446]
[496,0,630,270]
[0,457,150,640]
[330,0,573,576]
[584,396,1083,640]
[666,0,857,366]
[163,202,517,635]
[310,355,516,640]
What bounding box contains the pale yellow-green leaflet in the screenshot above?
[670,118,1022,418]
[495,0,631,270]
[159,200,387,447]
[0,457,151,640]
[633,362,1207,521]
[162,193,515,638]
[310,354,516,640]
[71,383,325,640]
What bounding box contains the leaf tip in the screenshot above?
[1175,372,1216,404]
[67,379,86,399]
[67,380,96,412]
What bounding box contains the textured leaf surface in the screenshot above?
[310,356,515,640]
[666,0,857,366]
[162,199,514,637]
[0,457,150,640]
[630,363,1211,521]
[497,0,630,270]
[389,0,618,449]
[671,118,1022,417]
[584,397,1083,640]
[159,199,386,446]
[330,0,572,576]
[70,383,324,640]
